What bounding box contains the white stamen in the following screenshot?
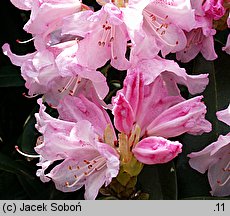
[58,77,75,93]
[16,37,35,44]
[22,93,40,98]
[110,26,117,60]
[143,9,176,47]
[15,146,41,158]
[66,156,106,188]
[219,175,230,187]
[218,160,230,187]
[69,76,82,96]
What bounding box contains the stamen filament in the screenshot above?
[22,93,40,98]
[66,156,106,188]
[58,77,76,93]
[219,175,230,186]
[16,37,35,44]
[15,146,41,158]
[143,9,176,47]
[69,76,82,96]
[217,160,230,187]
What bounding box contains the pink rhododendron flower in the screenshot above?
[10,0,83,50]
[188,104,230,197]
[176,16,217,62]
[112,70,211,165]
[129,55,209,95]
[2,43,109,105]
[35,97,119,199]
[124,0,196,57]
[203,0,226,20]
[10,0,82,34]
[62,3,130,70]
[176,0,218,62]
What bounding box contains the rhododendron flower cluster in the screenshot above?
[188,104,230,196]
[2,0,229,199]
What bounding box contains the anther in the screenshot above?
[84,160,90,164]
[69,90,74,96]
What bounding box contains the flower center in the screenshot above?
[216,159,230,187]
[98,22,118,60]
[143,8,179,47]
[58,76,82,96]
[65,156,107,188]
[184,28,204,53]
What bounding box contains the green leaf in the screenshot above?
[0,66,25,87]
[0,172,29,199]
[137,161,177,200]
[17,174,50,199]
[18,106,40,154]
[176,55,217,199]
[0,152,35,180]
[176,47,230,199]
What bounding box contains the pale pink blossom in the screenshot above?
[112,70,211,165]
[2,43,58,96]
[35,97,119,199]
[2,43,109,105]
[176,16,217,62]
[62,3,130,70]
[188,104,230,197]
[176,0,218,62]
[203,0,226,20]
[10,0,82,50]
[129,55,209,95]
[123,0,196,57]
[10,0,82,34]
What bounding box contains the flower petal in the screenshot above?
[58,95,114,138]
[2,43,35,66]
[10,0,32,10]
[216,104,230,126]
[113,93,135,134]
[147,96,212,138]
